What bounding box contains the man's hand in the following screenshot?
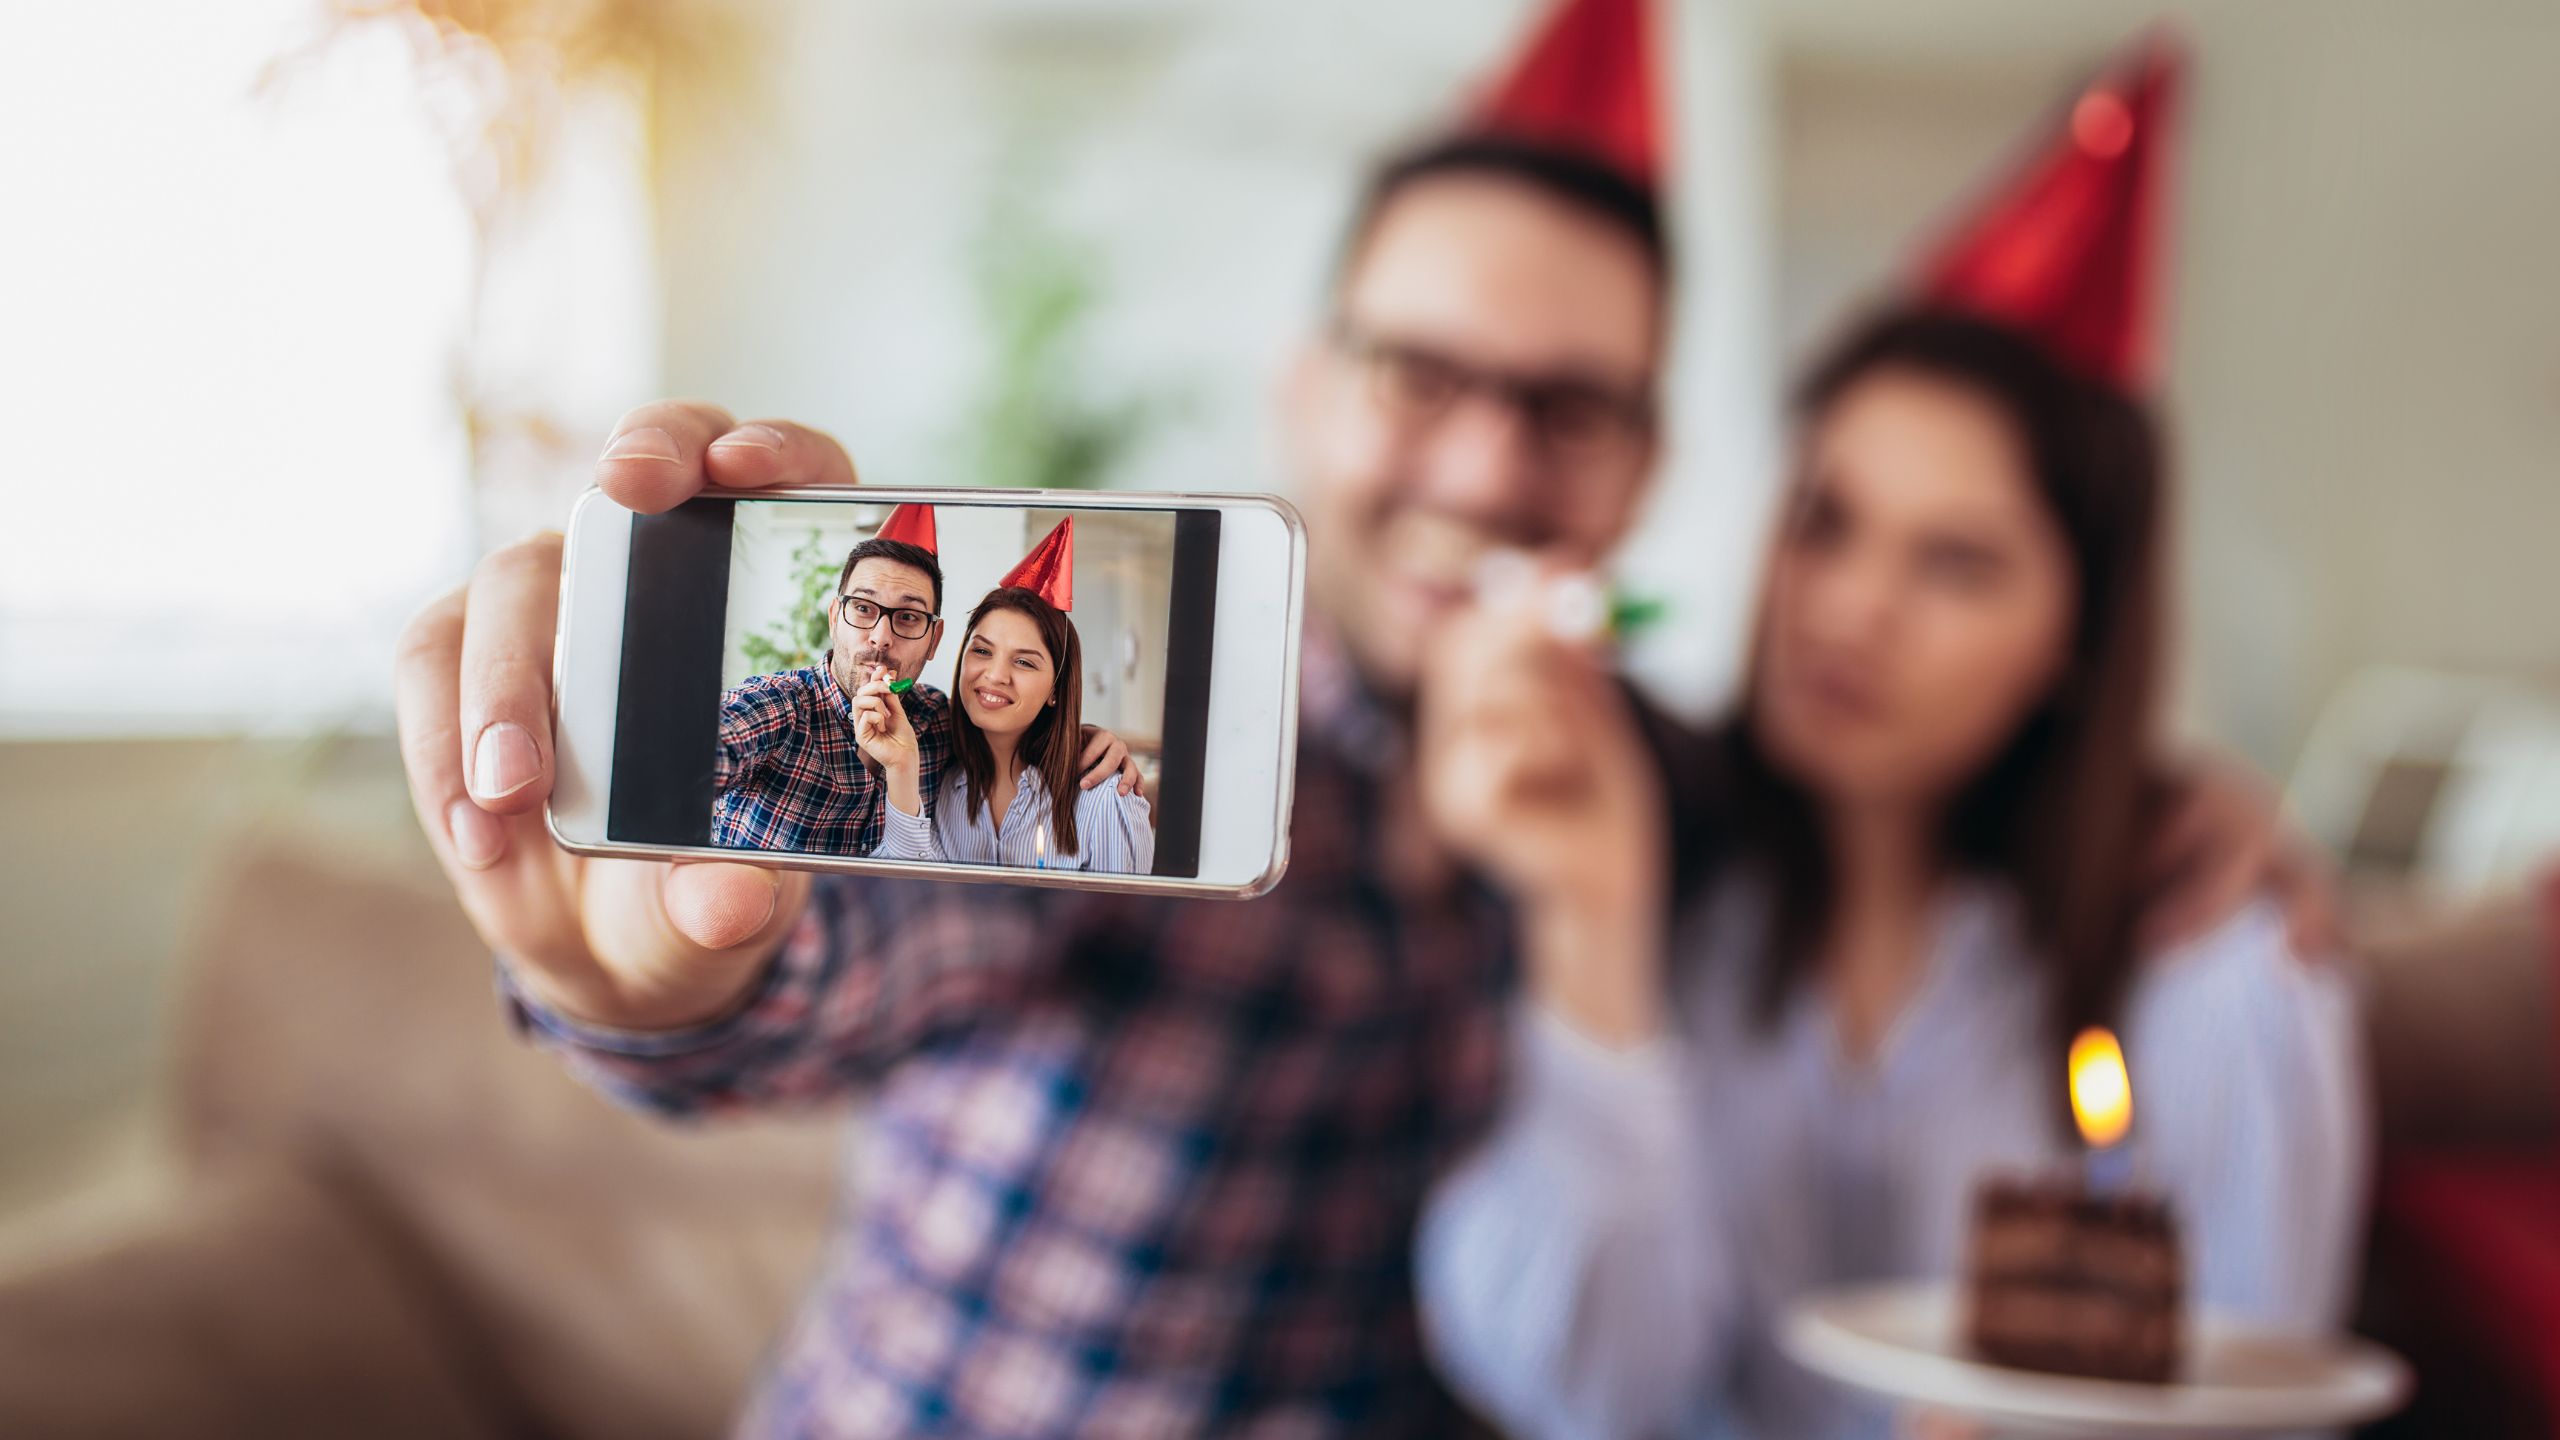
[2140,750,2341,958]
[1077,726,1147,804]
[395,403,852,1032]
[1416,593,1663,912]
[852,675,920,773]
[852,673,928,820]
[1416,579,1670,1046]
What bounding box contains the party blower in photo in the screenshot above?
[547,486,1306,898]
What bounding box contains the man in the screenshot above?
[714,534,1142,856]
[398,134,2303,1436]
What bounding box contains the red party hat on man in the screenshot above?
[1000,517,1074,612]
[1470,0,1664,187]
[1915,31,2183,390]
[874,502,938,553]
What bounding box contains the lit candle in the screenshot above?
[1034,825,1047,871]
[2069,1026,2135,1193]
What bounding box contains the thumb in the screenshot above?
[561,859,814,1032]
[661,861,805,951]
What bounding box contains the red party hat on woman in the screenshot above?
[1470,0,1664,187]
[1915,31,2183,390]
[874,502,938,553]
[1000,517,1074,612]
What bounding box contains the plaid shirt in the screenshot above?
[508,636,1716,1438]
[713,663,954,856]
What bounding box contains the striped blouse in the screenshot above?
[877,764,1155,875]
[1417,876,2369,1440]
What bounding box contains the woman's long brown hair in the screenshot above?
[950,587,1086,858]
[1721,307,2171,1134]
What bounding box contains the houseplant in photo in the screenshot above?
[735,527,839,679]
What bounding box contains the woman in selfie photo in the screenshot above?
[1411,308,2368,1440]
[858,582,1155,876]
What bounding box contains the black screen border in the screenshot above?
[1148,508,1219,876]
[607,499,731,847]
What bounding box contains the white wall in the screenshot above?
[2171,0,2560,767]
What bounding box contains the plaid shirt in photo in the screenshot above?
[711,662,953,857]
[506,637,1717,1439]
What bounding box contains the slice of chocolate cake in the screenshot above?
[1963,1175,2184,1383]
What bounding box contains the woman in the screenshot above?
[857,585,1155,875]
[1412,309,2366,1439]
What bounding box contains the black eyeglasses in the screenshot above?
[837,594,936,640]
[1332,322,1657,463]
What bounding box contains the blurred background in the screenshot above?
[1,0,2555,1434]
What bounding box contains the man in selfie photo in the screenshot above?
[396,1,2312,1433]
[711,505,1143,859]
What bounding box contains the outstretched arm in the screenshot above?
[504,871,1068,1115]
[714,672,802,791]
[398,402,1079,1114]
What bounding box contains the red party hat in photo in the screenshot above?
[1000,517,1074,612]
[1470,0,1664,187]
[1914,31,2183,390]
[874,502,938,553]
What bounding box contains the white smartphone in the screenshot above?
[549,486,1305,898]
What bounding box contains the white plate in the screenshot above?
[1781,1282,2411,1437]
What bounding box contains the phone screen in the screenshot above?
[608,496,1222,879]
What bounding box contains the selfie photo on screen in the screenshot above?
[710,500,1173,875]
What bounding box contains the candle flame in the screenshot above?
[2068,1027,2132,1148]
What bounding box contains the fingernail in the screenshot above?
[601,426,679,463]
[471,721,543,800]
[448,799,504,870]
[710,423,787,453]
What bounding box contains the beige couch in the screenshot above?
[0,844,844,1439]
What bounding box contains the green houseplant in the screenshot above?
[734,526,838,677]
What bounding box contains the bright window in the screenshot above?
[0,1,475,735]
